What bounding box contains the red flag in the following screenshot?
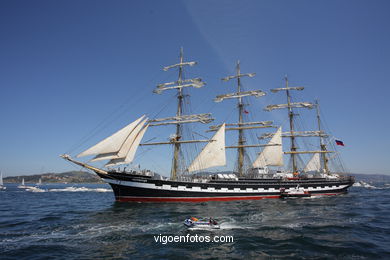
[335,140,345,146]
[244,110,249,114]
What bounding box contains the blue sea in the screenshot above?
[0,181,389,259]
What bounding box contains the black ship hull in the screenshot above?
[97,171,354,202]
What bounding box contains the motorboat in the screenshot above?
[280,186,311,198]
[184,217,220,229]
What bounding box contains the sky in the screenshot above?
[0,0,389,176]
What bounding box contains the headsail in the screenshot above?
[77,115,145,158]
[252,127,283,168]
[304,153,321,172]
[91,118,148,162]
[187,124,226,172]
[105,123,149,167]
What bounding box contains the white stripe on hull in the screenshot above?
[103,178,349,194]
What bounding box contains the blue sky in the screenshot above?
[1,0,389,176]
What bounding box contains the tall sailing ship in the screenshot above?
[61,49,354,202]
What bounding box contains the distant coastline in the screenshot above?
[4,171,104,184]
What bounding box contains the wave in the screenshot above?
[353,181,390,189]
[22,186,111,193]
[25,187,46,192]
[48,187,111,192]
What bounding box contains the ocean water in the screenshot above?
[0,182,389,259]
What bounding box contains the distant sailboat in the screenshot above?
[18,178,27,189]
[36,178,42,186]
[0,172,6,190]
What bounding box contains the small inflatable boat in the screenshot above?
[280,186,311,198]
[184,217,220,229]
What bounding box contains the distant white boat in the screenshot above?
[36,178,42,186]
[17,178,28,189]
[0,172,6,190]
[26,186,46,192]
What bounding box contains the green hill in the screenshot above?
[4,171,104,184]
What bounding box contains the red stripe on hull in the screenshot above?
[116,195,280,202]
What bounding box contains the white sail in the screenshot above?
[304,153,321,172]
[22,178,25,186]
[187,124,226,172]
[0,172,3,186]
[77,116,145,158]
[90,152,119,162]
[105,124,149,167]
[91,118,148,162]
[252,127,283,168]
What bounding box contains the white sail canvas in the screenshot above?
[105,124,149,167]
[187,124,226,172]
[77,115,145,158]
[304,153,321,172]
[252,127,283,168]
[90,118,148,162]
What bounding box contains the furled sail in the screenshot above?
[91,118,148,162]
[214,90,265,102]
[252,127,283,168]
[105,123,149,167]
[304,153,321,172]
[264,102,314,111]
[77,115,145,158]
[187,124,226,172]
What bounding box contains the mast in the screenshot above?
[315,100,329,172]
[172,48,184,180]
[265,77,318,173]
[214,61,267,176]
[236,61,245,176]
[150,48,213,180]
[64,49,218,176]
[285,77,298,173]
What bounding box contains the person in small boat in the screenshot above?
[209,217,218,225]
[191,217,198,222]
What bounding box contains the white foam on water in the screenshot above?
[25,187,46,192]
[218,222,251,230]
[48,187,111,192]
[353,181,373,188]
[352,181,389,189]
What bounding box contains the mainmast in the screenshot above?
[213,61,269,176]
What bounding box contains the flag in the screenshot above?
[244,110,249,114]
[335,140,345,146]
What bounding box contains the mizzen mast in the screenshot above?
[315,100,329,173]
[213,61,269,176]
[265,77,333,173]
[265,77,314,173]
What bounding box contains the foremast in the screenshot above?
[172,48,184,181]
[150,48,213,180]
[213,61,270,176]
